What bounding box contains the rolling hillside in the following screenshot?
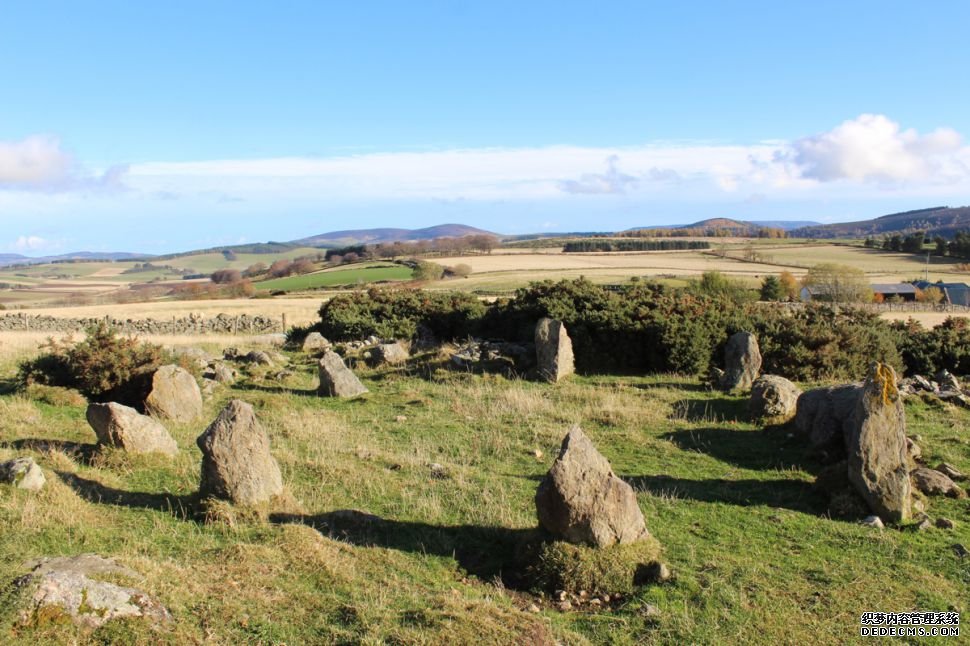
[292,223,498,247]
[791,206,970,238]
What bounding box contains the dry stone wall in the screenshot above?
[0,312,282,335]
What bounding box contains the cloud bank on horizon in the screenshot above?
[2,114,969,253]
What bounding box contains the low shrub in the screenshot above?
[17,323,165,399]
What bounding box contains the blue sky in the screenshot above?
[2,1,970,254]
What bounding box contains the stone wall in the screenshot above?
[0,313,283,335]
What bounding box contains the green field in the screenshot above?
[0,343,967,644]
[164,248,323,274]
[255,263,414,291]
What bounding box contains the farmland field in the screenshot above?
[254,263,414,291]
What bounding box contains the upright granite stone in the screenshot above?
[535,426,650,547]
[14,555,170,629]
[793,383,863,454]
[317,350,369,398]
[846,363,911,522]
[719,331,762,392]
[0,457,46,491]
[749,375,802,423]
[144,365,203,423]
[196,400,283,505]
[535,318,575,383]
[86,402,179,456]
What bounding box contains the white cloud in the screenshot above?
[558,155,640,194]
[0,135,128,192]
[0,136,73,188]
[782,114,968,183]
[128,143,779,201]
[12,235,50,251]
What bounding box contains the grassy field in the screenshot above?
[255,263,415,291]
[0,336,967,644]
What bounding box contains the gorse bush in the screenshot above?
[318,288,486,341]
[315,279,954,381]
[891,317,970,376]
[18,323,165,399]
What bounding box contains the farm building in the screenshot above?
[913,281,970,307]
[800,283,918,303]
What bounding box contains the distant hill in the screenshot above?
[0,251,151,268]
[791,206,970,239]
[746,220,822,230]
[628,218,820,233]
[293,223,498,247]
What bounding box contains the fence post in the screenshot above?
[281,313,287,333]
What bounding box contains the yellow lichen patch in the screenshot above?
[875,363,899,405]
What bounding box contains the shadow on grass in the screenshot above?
[670,397,751,423]
[628,381,710,393]
[0,377,18,396]
[1,438,98,464]
[271,510,535,587]
[626,474,826,514]
[56,471,197,520]
[660,426,821,473]
[232,383,320,396]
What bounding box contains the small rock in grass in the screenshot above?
[936,517,955,530]
[860,515,884,529]
[935,462,965,481]
[526,603,540,613]
[640,603,661,619]
[395,415,407,423]
[14,555,170,629]
[0,457,45,491]
[912,467,966,498]
[557,601,572,612]
[429,463,448,479]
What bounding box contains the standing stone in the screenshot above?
[0,457,46,491]
[846,363,911,522]
[749,375,802,422]
[14,555,170,629]
[719,331,762,392]
[302,332,331,354]
[196,400,283,505]
[372,342,409,366]
[144,365,203,423]
[317,350,369,398]
[535,426,650,547]
[535,318,575,383]
[86,403,179,456]
[793,383,863,454]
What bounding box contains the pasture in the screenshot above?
[254,263,414,291]
[0,333,967,644]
